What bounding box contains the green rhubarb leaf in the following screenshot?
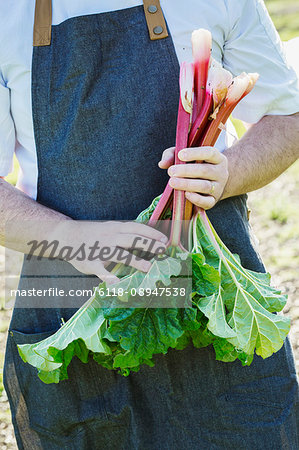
[189,327,213,348]
[136,194,172,223]
[135,195,162,223]
[177,306,201,331]
[186,312,254,366]
[93,350,117,371]
[17,307,112,383]
[225,286,290,358]
[175,332,192,350]
[197,289,236,339]
[38,369,61,384]
[105,308,183,369]
[112,352,155,373]
[212,337,239,363]
[192,252,220,296]
[17,201,291,384]
[238,269,287,313]
[194,213,290,359]
[96,256,182,307]
[17,255,183,382]
[211,337,253,364]
[170,308,203,351]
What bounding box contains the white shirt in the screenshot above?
[1,0,299,199]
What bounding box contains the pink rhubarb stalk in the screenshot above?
[188,91,213,147]
[188,65,232,147]
[191,29,212,123]
[168,62,194,248]
[148,181,173,226]
[199,73,259,148]
[148,27,258,257]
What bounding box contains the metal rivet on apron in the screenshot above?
[9,331,13,337]
[148,5,158,13]
[153,26,163,35]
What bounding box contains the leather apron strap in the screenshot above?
[33,0,168,46]
[33,0,52,46]
[143,0,169,40]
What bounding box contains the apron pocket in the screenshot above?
[9,329,110,438]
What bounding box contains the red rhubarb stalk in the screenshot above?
[148,28,258,256]
[191,29,212,124]
[148,182,173,225]
[200,73,259,148]
[188,91,213,147]
[189,64,233,147]
[168,62,194,248]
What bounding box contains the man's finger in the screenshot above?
[158,146,175,169]
[108,221,168,244]
[169,178,218,195]
[178,147,223,164]
[114,234,167,254]
[185,192,216,210]
[168,163,218,181]
[92,265,120,285]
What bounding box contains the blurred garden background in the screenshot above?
[0,1,299,448]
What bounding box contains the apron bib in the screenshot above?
[4,1,299,448]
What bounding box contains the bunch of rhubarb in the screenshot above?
[18,29,290,384]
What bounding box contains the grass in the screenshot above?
[248,159,299,269]
[265,0,299,40]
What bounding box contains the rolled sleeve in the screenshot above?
[223,0,299,123]
[0,73,15,176]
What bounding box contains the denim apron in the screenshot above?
[4,3,299,449]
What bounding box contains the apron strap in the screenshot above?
[33,0,168,46]
[33,0,52,46]
[143,0,169,40]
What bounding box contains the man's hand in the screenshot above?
[54,221,167,285]
[0,178,167,286]
[158,146,229,209]
[159,113,299,206]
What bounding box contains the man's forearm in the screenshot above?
[0,178,71,254]
[222,112,299,199]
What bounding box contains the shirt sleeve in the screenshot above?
[222,0,299,123]
[0,71,15,176]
